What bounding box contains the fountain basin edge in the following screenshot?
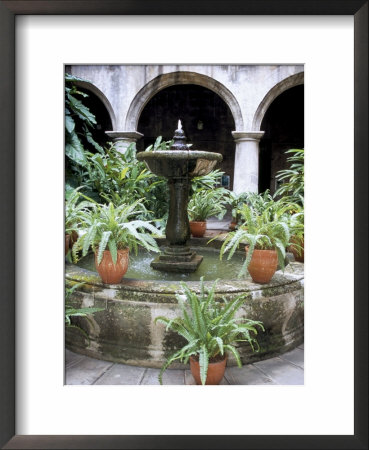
[65,239,304,368]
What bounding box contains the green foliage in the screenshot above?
[286,200,304,256]
[226,190,277,227]
[65,282,104,344]
[65,187,92,236]
[65,73,103,183]
[155,278,264,385]
[274,148,304,205]
[144,135,174,152]
[190,169,224,195]
[72,200,161,265]
[226,191,249,220]
[82,143,166,214]
[188,188,229,222]
[219,201,291,278]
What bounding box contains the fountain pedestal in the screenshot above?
[137,122,222,272]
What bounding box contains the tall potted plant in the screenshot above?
[188,188,228,237]
[72,200,161,284]
[155,278,264,385]
[219,202,291,284]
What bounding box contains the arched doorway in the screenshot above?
[76,87,113,149]
[258,85,304,194]
[136,84,236,189]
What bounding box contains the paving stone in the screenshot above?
[253,357,304,385]
[185,370,229,385]
[224,364,276,385]
[65,349,85,368]
[65,356,114,385]
[65,350,305,386]
[279,348,304,369]
[157,369,185,385]
[140,368,185,385]
[94,363,145,385]
[140,368,161,385]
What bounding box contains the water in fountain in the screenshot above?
[76,247,246,282]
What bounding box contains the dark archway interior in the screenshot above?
[259,85,304,194]
[78,87,113,149]
[137,84,236,189]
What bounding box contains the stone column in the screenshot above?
[105,131,143,153]
[232,131,264,194]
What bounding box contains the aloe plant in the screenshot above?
[188,188,228,222]
[72,200,161,265]
[155,278,264,385]
[219,202,291,278]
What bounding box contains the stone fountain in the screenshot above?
[137,120,222,272]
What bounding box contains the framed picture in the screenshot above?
[1,1,367,449]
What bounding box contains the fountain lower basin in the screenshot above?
[65,238,304,368]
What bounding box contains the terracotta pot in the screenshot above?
[190,221,206,238]
[65,234,70,255]
[246,248,278,284]
[190,354,227,385]
[289,236,304,262]
[95,249,129,284]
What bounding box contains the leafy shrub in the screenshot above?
[219,202,291,278]
[72,200,161,265]
[188,188,229,221]
[274,148,304,205]
[155,278,264,385]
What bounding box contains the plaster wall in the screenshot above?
[70,65,304,132]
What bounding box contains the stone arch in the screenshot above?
[125,71,244,130]
[73,79,117,129]
[252,72,304,131]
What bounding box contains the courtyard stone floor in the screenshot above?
[65,343,304,385]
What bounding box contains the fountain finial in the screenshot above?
[171,119,188,151]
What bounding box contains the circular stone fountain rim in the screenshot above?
[137,150,223,161]
[66,251,304,295]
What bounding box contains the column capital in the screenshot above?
[232,131,264,142]
[105,131,143,142]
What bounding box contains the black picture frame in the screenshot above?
[0,1,367,449]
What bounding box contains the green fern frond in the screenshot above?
[97,231,111,264]
[199,345,209,385]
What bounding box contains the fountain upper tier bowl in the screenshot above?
[136,150,222,178]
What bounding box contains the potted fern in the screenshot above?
[188,188,228,237]
[220,202,290,284]
[72,200,161,284]
[155,278,264,385]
